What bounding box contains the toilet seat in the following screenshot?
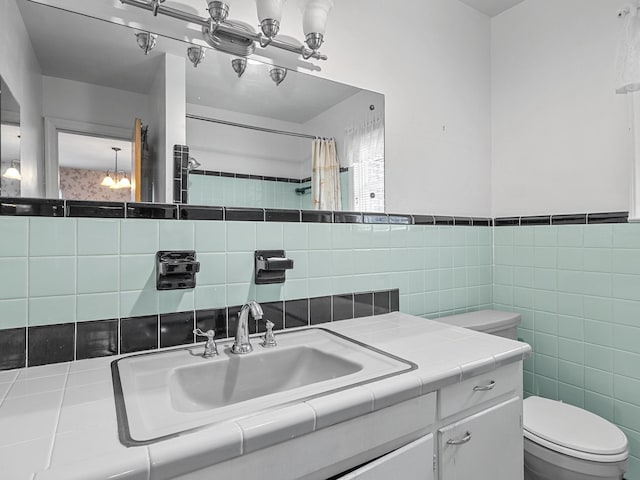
[523,396,628,463]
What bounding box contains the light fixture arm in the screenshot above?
[150,0,165,16]
[301,48,316,60]
[259,36,273,48]
[120,0,328,61]
[112,147,121,183]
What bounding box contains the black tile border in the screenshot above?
[0,197,64,217]
[66,200,125,218]
[173,147,189,204]
[494,217,519,226]
[127,203,178,220]
[179,205,224,221]
[521,216,551,226]
[184,167,349,185]
[495,212,629,226]
[265,209,301,222]
[1,197,627,228]
[225,207,265,222]
[587,212,629,224]
[551,214,586,225]
[0,289,400,371]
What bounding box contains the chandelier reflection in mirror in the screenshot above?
[2,160,21,181]
[101,147,131,190]
[121,0,333,61]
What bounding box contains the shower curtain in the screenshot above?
[616,5,640,93]
[311,138,341,211]
[617,5,640,220]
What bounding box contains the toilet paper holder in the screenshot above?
[254,250,294,284]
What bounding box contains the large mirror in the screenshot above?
[0,77,21,197]
[1,0,385,211]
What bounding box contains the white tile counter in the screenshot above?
[0,313,531,480]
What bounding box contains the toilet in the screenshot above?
[523,396,628,480]
[438,310,629,480]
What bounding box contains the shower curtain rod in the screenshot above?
[186,114,328,140]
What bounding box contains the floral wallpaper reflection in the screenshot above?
[59,168,131,202]
[0,160,21,197]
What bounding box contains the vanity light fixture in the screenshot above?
[120,0,330,61]
[231,58,247,77]
[187,46,206,67]
[2,160,21,181]
[135,31,158,55]
[269,66,287,86]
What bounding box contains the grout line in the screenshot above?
[44,362,71,470]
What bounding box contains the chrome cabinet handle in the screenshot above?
[447,432,472,445]
[473,380,496,392]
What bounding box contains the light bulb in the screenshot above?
[118,176,132,189]
[2,166,21,181]
[256,0,286,23]
[101,172,115,187]
[302,0,332,51]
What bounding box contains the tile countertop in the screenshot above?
[0,312,531,480]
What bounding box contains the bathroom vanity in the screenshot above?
[0,312,530,480]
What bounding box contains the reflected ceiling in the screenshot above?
[18,0,359,123]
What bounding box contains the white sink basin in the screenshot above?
[112,328,415,445]
[170,346,361,412]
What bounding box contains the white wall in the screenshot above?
[0,0,44,197]
[316,0,492,216]
[491,0,632,217]
[42,76,149,130]
[147,53,186,203]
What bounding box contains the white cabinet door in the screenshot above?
[338,434,434,480]
[438,397,523,480]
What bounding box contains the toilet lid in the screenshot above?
[523,396,628,457]
[437,310,521,333]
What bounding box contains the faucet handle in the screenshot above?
[193,329,218,357]
[260,320,277,348]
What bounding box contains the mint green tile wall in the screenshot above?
[188,171,351,210]
[188,175,302,209]
[493,223,640,477]
[0,217,492,331]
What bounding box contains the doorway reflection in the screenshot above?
[58,132,132,202]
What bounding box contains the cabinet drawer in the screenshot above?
[337,434,434,480]
[439,362,521,419]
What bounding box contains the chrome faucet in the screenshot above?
[231,301,263,354]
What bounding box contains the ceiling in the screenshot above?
[58,133,132,172]
[458,0,525,17]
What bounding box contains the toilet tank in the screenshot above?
[436,310,521,340]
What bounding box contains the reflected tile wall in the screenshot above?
[493,223,640,477]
